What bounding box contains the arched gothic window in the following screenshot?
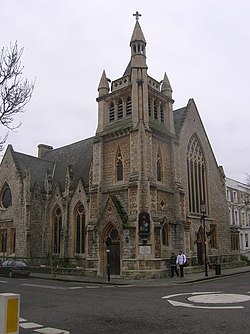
[53,206,62,254]
[187,134,207,214]
[157,150,163,182]
[75,203,85,254]
[116,147,123,181]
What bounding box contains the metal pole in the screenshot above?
[107,248,110,282]
[106,235,111,282]
[202,212,208,277]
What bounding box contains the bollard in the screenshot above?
[0,293,20,334]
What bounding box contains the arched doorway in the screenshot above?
[102,224,120,276]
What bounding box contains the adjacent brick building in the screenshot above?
[0,14,237,278]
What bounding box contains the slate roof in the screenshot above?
[123,61,131,76]
[173,106,188,136]
[42,137,94,192]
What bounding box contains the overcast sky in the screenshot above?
[1,0,250,183]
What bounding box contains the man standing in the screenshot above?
[176,250,186,277]
[170,252,179,277]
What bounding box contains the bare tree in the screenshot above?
[0,41,34,151]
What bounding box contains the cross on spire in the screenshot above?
[133,11,141,22]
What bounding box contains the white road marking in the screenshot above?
[20,322,43,329]
[162,291,219,299]
[67,286,83,290]
[168,300,243,309]
[34,328,69,333]
[118,285,132,288]
[0,280,8,283]
[22,283,70,290]
[85,285,100,288]
[162,291,250,309]
[20,317,70,333]
[188,293,250,304]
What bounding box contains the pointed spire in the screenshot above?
[130,12,147,68]
[98,70,110,96]
[161,72,172,98]
[130,20,146,46]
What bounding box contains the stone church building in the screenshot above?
[0,14,237,278]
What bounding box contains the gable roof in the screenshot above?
[12,150,55,190]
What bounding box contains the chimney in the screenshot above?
[38,144,53,159]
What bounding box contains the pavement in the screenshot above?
[30,265,250,287]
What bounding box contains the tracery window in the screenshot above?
[187,134,207,214]
[53,207,62,254]
[116,147,123,181]
[75,203,85,254]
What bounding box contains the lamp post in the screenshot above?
[106,235,111,282]
[200,201,208,277]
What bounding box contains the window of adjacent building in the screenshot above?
[75,204,85,254]
[157,150,163,182]
[1,184,12,209]
[233,191,238,203]
[247,211,250,226]
[210,224,217,248]
[109,102,115,122]
[162,223,169,246]
[186,134,207,214]
[126,96,132,116]
[229,207,233,225]
[117,99,123,119]
[242,210,246,226]
[245,234,249,248]
[53,207,62,254]
[240,194,244,204]
[226,189,231,202]
[240,233,243,249]
[116,147,123,181]
[234,209,239,226]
